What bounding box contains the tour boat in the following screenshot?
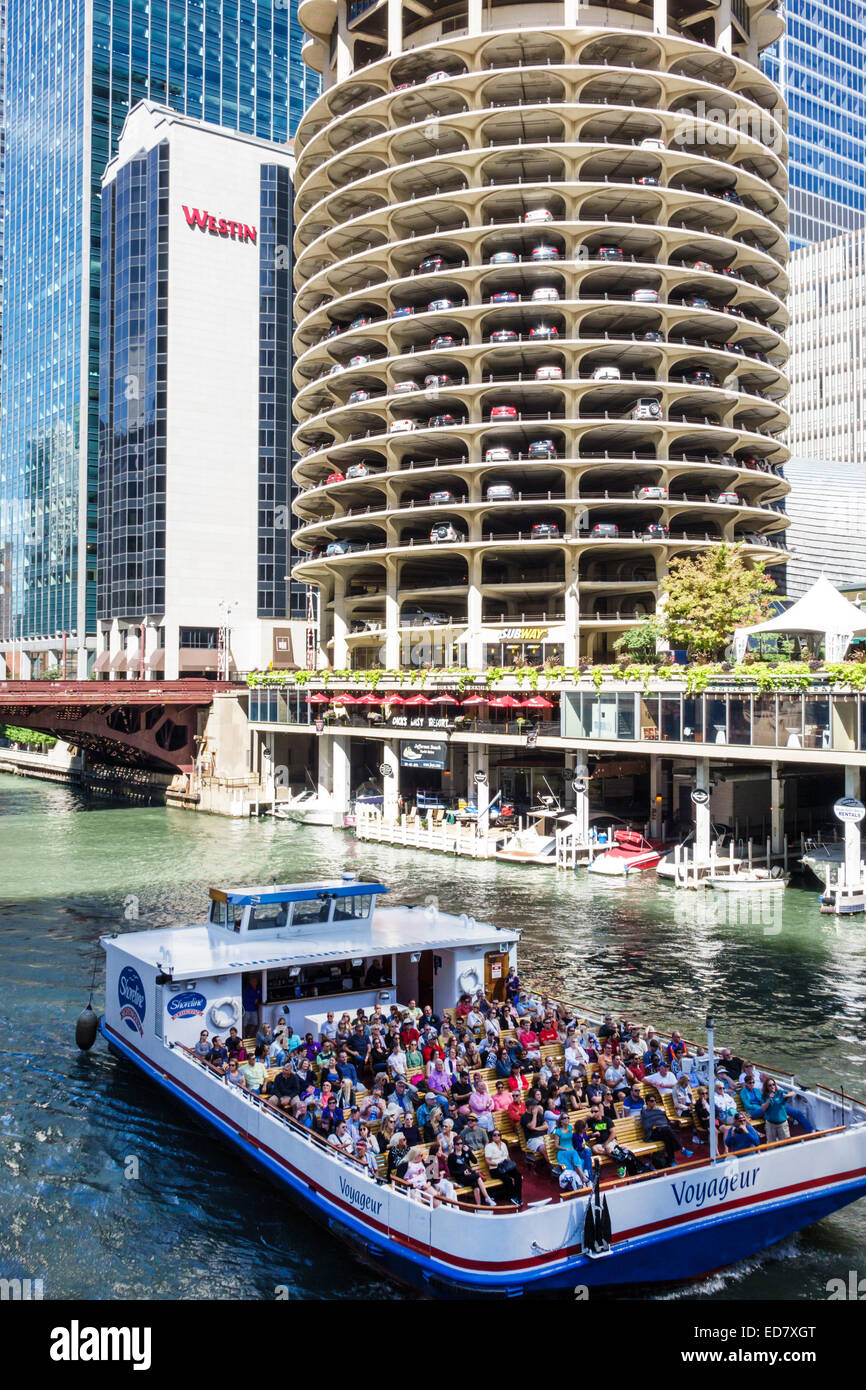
[280,788,344,827]
[94,877,866,1297]
[588,828,667,876]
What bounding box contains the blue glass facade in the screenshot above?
[258,162,292,619]
[0,1,317,652]
[763,0,866,246]
[98,143,170,621]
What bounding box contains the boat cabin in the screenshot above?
[102,878,518,1056]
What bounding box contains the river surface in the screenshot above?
[1,770,865,1301]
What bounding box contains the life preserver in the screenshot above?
[208,997,241,1031]
[458,968,480,996]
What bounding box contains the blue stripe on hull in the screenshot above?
[101,1022,866,1298]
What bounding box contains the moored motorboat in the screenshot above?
[588,828,667,876]
[707,866,789,891]
[92,877,866,1297]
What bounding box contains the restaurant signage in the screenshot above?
[400,741,448,770]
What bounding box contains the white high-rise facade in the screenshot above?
[786,226,866,462]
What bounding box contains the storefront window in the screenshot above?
[804,697,830,750]
[660,697,681,741]
[729,695,751,745]
[778,696,804,748]
[682,698,698,741]
[752,695,777,746]
[706,696,727,744]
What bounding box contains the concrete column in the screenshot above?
[317,735,333,803]
[333,574,349,668]
[562,0,579,25]
[717,0,733,54]
[770,760,785,854]
[653,0,667,36]
[385,558,400,668]
[649,754,662,838]
[466,553,483,667]
[564,558,580,665]
[843,765,862,885]
[468,743,490,817]
[125,629,141,681]
[387,0,403,56]
[163,622,179,680]
[573,778,590,843]
[333,733,351,812]
[263,733,276,799]
[143,622,160,680]
[76,642,89,679]
[108,620,123,682]
[336,4,352,81]
[382,739,400,820]
[695,756,711,864]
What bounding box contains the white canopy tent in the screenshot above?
[733,574,866,662]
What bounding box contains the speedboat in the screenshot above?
[281,788,344,827]
[90,876,866,1297]
[801,840,844,888]
[588,828,667,876]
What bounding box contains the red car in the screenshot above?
[490,405,518,419]
[326,471,345,484]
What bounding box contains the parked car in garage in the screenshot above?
[531,521,561,539]
[429,523,465,543]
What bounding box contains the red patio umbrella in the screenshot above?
[383,692,404,705]
[488,694,522,708]
[306,692,331,704]
[521,695,555,709]
[356,692,384,705]
[332,693,359,705]
[460,694,489,707]
[402,693,432,706]
[431,692,459,705]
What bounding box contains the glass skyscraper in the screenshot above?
[0,0,317,669]
[763,0,866,246]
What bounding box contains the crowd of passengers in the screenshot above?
[192,969,809,1207]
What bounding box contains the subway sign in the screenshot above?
[182,205,257,243]
[501,627,549,641]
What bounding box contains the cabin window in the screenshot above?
[290,894,332,927]
[210,900,243,930]
[332,893,372,921]
[249,903,291,930]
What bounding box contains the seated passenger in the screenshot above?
[586,1103,617,1160]
[194,1029,212,1059]
[268,1063,302,1110]
[226,1059,247,1088]
[491,1080,512,1111]
[672,1074,694,1119]
[641,1096,692,1167]
[645,1062,678,1096]
[355,1138,379,1179]
[518,1024,541,1063]
[727,1112,761,1153]
[468,1075,495,1132]
[461,1114,487,1153]
[448,1136,496,1206]
[522,1100,549,1160]
[207,1037,228,1068]
[739,1070,764,1120]
[240,1048,268,1095]
[256,1022,274,1049]
[484,1130,522,1206]
[622,1083,646,1116]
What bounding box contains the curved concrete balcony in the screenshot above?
[294,19,788,667]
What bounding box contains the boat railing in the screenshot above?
[598,1124,850,1194]
[390,1173,516,1214]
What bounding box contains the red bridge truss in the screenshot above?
[0,680,236,773]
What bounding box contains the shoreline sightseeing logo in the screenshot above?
[118,966,146,1035]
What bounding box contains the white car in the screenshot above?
[485,482,515,501]
[484,446,513,462]
[524,208,553,224]
[393,380,421,394]
[636,485,668,500]
[349,354,371,366]
[535,364,563,380]
[640,137,666,151]
[592,366,621,381]
[716,490,740,504]
[425,69,451,83]
[389,418,416,433]
[429,523,465,543]
[632,398,662,420]
[632,288,660,303]
[531,286,560,302]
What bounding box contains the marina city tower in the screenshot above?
[291,0,791,674]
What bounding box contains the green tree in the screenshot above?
[613,617,662,663]
[658,544,776,659]
[0,724,57,748]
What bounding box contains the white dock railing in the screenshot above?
[354,806,501,859]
